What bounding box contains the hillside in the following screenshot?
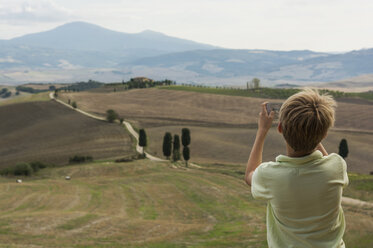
[0,21,215,70]
[0,160,371,247]
[0,100,135,168]
[1,21,373,85]
[126,48,373,83]
[314,74,373,92]
[59,89,373,174]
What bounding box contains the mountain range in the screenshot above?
[0,21,372,87]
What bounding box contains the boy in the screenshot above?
[245,89,348,248]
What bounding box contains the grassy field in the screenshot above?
[0,160,267,248]
[0,100,135,168]
[0,91,50,106]
[60,88,373,131]
[21,83,68,90]
[143,126,373,174]
[59,88,373,174]
[0,87,371,247]
[60,88,283,128]
[0,160,372,247]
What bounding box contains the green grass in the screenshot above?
[0,160,268,247]
[343,173,373,201]
[0,160,371,247]
[58,214,98,230]
[347,91,373,101]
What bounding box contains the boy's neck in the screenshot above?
[286,144,314,158]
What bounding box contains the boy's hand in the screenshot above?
[258,102,275,134]
[245,102,274,186]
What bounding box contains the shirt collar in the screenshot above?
[276,150,323,165]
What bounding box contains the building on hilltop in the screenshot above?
[131,77,154,83]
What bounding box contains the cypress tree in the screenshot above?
[181,128,191,167]
[339,139,349,159]
[139,129,147,156]
[183,147,190,167]
[172,134,180,161]
[181,128,191,147]
[163,132,172,159]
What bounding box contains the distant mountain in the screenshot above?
[285,48,373,81]
[0,21,372,85]
[7,22,215,53]
[127,48,373,82]
[0,22,216,69]
[128,49,329,77]
[313,74,373,90]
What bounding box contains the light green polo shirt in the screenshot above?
[252,150,349,248]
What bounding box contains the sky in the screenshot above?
[0,0,372,52]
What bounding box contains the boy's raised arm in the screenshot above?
[245,103,274,186]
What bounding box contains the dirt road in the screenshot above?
[49,92,166,162]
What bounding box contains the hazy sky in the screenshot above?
[0,0,372,52]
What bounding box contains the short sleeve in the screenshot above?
[251,163,273,200]
[341,158,349,188]
[329,153,349,188]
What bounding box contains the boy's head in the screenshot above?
[279,88,336,152]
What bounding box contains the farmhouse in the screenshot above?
[131,77,154,83]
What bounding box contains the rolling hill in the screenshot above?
[128,48,373,83]
[59,88,373,174]
[0,85,371,247]
[0,100,135,168]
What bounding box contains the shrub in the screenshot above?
[0,161,50,177]
[137,153,146,159]
[30,161,48,172]
[106,109,118,123]
[14,163,33,176]
[72,101,77,108]
[1,91,11,98]
[0,167,13,176]
[69,155,93,164]
[115,157,133,163]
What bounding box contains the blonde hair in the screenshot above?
[279,88,337,152]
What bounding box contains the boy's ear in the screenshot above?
[278,122,283,133]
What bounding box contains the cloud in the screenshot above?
[0,0,74,24]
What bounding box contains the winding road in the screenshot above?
[49,92,166,162]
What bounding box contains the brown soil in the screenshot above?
[60,89,373,174]
[0,100,135,168]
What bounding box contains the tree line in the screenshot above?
[107,78,176,91]
[162,128,191,166]
[0,88,15,98]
